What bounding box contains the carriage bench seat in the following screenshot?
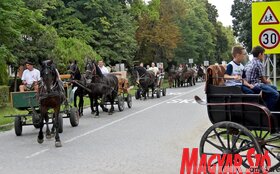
[204,84,280,133]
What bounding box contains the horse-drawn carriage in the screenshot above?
[168,66,197,88]
[111,71,133,110]
[132,67,167,100]
[5,74,79,136]
[69,61,132,117]
[195,64,280,172]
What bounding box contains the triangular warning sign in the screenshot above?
[259,6,279,25]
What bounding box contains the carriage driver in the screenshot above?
[148,62,159,76]
[19,61,41,92]
[98,60,109,75]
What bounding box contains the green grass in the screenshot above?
[0,104,28,127]
[277,80,280,90]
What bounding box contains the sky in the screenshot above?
[208,0,234,26]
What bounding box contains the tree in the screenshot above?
[135,0,181,64]
[231,0,252,52]
[54,37,99,73]
[66,0,138,65]
[175,0,216,65]
[0,0,40,84]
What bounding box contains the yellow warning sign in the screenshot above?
[252,1,280,54]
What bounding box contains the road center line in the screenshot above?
[25,85,204,159]
[25,149,49,159]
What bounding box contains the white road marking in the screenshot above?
[25,85,204,159]
[166,98,206,104]
[25,149,49,159]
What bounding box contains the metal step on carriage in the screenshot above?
[5,74,80,136]
[194,64,280,173]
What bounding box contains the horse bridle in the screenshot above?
[39,63,60,98]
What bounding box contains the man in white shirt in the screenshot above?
[20,61,41,92]
[148,62,159,76]
[98,60,109,75]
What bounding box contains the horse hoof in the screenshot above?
[103,108,108,112]
[94,113,99,118]
[91,111,95,114]
[46,134,52,139]
[108,112,113,115]
[37,138,44,144]
[55,141,62,147]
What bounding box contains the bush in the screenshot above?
[0,86,9,107]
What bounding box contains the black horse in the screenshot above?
[130,66,156,99]
[86,61,118,116]
[68,61,95,116]
[38,60,65,147]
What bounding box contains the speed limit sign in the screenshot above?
[259,28,280,49]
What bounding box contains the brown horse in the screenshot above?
[38,60,65,147]
[179,67,196,87]
[206,64,226,86]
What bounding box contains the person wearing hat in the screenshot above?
[19,61,41,92]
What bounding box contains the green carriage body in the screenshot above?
[11,91,39,110]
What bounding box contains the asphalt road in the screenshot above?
[0,82,211,174]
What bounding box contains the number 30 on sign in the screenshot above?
[259,28,280,49]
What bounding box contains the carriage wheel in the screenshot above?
[117,96,124,111]
[156,89,161,98]
[193,77,196,85]
[14,116,22,136]
[69,107,79,127]
[32,112,41,129]
[135,89,141,100]
[162,88,167,96]
[189,77,193,86]
[127,94,132,108]
[58,115,63,133]
[200,121,263,173]
[252,130,280,172]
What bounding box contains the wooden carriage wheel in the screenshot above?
[253,130,280,172]
[200,121,264,173]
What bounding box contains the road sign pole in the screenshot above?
[273,54,276,86]
[266,56,270,78]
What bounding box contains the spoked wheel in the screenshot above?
[127,94,132,108]
[200,121,263,173]
[14,116,22,136]
[69,107,79,127]
[58,115,63,133]
[162,88,166,96]
[156,89,160,98]
[135,89,141,100]
[32,112,41,129]
[253,130,280,172]
[117,96,124,111]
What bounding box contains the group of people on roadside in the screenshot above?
[224,45,279,111]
